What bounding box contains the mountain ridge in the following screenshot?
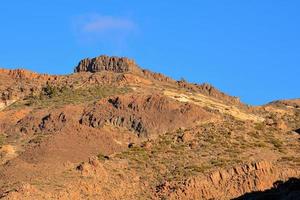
[0,55,243,109]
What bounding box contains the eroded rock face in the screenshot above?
[16,112,67,135]
[74,55,140,74]
[80,94,211,137]
[156,161,300,200]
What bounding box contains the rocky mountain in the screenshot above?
[0,55,299,199]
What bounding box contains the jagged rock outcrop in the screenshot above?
[142,69,174,82]
[74,55,141,74]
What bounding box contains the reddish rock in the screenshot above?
[74,55,141,74]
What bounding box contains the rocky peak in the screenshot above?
[74,55,141,74]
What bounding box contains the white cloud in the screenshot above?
[82,16,135,33]
[72,14,137,46]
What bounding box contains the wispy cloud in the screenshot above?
[82,16,135,33]
[72,14,137,49]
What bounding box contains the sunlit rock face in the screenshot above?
[74,55,141,73]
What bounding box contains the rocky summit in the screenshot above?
[0,55,299,200]
[74,55,140,73]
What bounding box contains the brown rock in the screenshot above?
[182,131,194,142]
[74,55,141,74]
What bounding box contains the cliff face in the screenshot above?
[74,55,140,73]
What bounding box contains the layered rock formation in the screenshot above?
[74,55,140,73]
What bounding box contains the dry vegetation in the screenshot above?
[6,85,131,110]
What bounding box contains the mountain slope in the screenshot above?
[0,55,299,199]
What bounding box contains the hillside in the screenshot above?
[0,55,299,200]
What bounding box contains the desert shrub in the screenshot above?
[247,131,260,139]
[269,138,283,149]
[184,165,210,173]
[253,142,267,148]
[97,153,109,161]
[280,156,294,162]
[254,122,264,131]
[28,134,45,144]
[42,84,59,98]
[210,159,227,167]
[279,156,300,166]
[0,134,5,147]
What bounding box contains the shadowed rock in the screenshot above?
[233,178,300,200]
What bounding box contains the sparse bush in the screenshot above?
[117,146,149,162]
[176,128,184,134]
[42,84,58,98]
[0,134,5,147]
[28,135,45,144]
[184,165,210,173]
[254,122,264,131]
[280,156,294,162]
[97,153,109,161]
[210,159,227,167]
[247,131,260,139]
[253,142,267,148]
[269,138,283,149]
[8,86,131,110]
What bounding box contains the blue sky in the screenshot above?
[0,1,299,105]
